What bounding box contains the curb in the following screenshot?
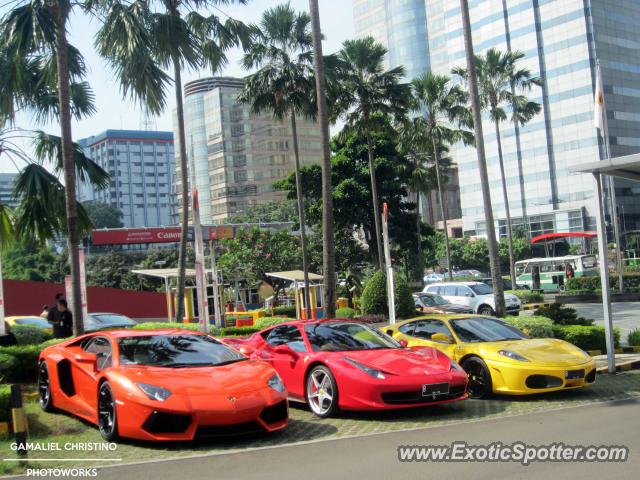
[587,346,640,356]
[521,303,552,310]
[596,359,640,374]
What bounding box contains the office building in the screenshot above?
[353,0,640,241]
[177,77,323,223]
[78,130,176,228]
[0,173,18,208]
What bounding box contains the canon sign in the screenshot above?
[91,227,194,246]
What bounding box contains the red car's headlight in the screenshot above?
[344,357,386,380]
[136,382,172,401]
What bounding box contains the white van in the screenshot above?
[422,282,521,315]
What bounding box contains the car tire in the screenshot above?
[478,305,495,316]
[98,382,119,441]
[306,365,339,418]
[38,361,55,412]
[462,357,493,399]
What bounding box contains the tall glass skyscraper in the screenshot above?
[353,0,640,240]
[177,77,323,223]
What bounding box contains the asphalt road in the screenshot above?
[61,397,639,480]
[567,302,640,343]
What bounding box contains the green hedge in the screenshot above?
[628,329,640,346]
[566,274,640,292]
[335,307,355,319]
[0,352,18,383]
[505,316,554,338]
[0,384,10,422]
[272,305,297,318]
[534,304,594,326]
[133,322,201,331]
[254,317,289,329]
[133,322,261,337]
[552,325,620,351]
[361,271,415,320]
[506,290,544,304]
[12,325,52,345]
[0,344,43,382]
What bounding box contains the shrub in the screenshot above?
[133,322,201,331]
[0,344,43,382]
[361,271,387,316]
[355,314,388,324]
[12,325,52,345]
[505,316,554,338]
[254,317,290,329]
[628,329,640,346]
[272,305,297,318]
[0,385,11,422]
[552,325,620,351]
[39,338,70,349]
[506,290,543,304]
[218,326,262,336]
[360,271,416,319]
[0,352,18,383]
[534,303,594,325]
[566,273,640,292]
[335,307,355,319]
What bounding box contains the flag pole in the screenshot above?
[596,59,624,292]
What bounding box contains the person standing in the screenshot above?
[49,298,73,338]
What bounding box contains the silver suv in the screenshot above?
[422,282,521,315]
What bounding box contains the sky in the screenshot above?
[1,0,356,173]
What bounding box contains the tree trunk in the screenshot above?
[52,1,83,335]
[432,137,452,281]
[460,0,505,316]
[291,110,312,319]
[173,54,189,323]
[366,133,384,271]
[414,188,423,283]
[309,0,336,318]
[494,118,517,287]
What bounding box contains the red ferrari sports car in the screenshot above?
[222,320,468,417]
[37,329,288,441]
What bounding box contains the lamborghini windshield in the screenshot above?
[118,334,246,367]
[304,322,400,352]
[449,317,528,342]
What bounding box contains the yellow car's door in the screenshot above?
[410,319,457,357]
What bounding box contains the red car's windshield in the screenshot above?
[118,334,246,367]
[304,322,400,352]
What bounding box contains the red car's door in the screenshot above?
[260,325,309,399]
[71,336,113,419]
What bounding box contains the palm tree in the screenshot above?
[459,0,505,316]
[411,73,473,281]
[1,2,101,334]
[397,117,452,282]
[331,37,410,270]
[308,0,336,318]
[93,0,251,322]
[453,48,541,286]
[237,3,316,319]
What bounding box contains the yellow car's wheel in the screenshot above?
[462,357,493,399]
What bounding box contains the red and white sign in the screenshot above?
[91,227,193,245]
[0,257,5,334]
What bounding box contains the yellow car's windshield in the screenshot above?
[450,317,528,343]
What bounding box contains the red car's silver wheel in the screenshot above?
[306,366,338,417]
[38,362,54,412]
[98,382,119,441]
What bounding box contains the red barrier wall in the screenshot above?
[2,279,167,319]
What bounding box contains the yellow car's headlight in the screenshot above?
[498,350,529,362]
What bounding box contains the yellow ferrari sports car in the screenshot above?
[382,315,596,399]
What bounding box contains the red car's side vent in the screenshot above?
[57,359,76,397]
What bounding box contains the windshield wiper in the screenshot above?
[214,358,248,366]
[161,362,217,368]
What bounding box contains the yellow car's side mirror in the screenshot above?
[431,333,454,344]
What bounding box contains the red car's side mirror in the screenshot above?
[398,339,408,348]
[273,344,298,357]
[239,346,255,356]
[75,351,98,370]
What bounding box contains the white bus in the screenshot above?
[515,255,598,291]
